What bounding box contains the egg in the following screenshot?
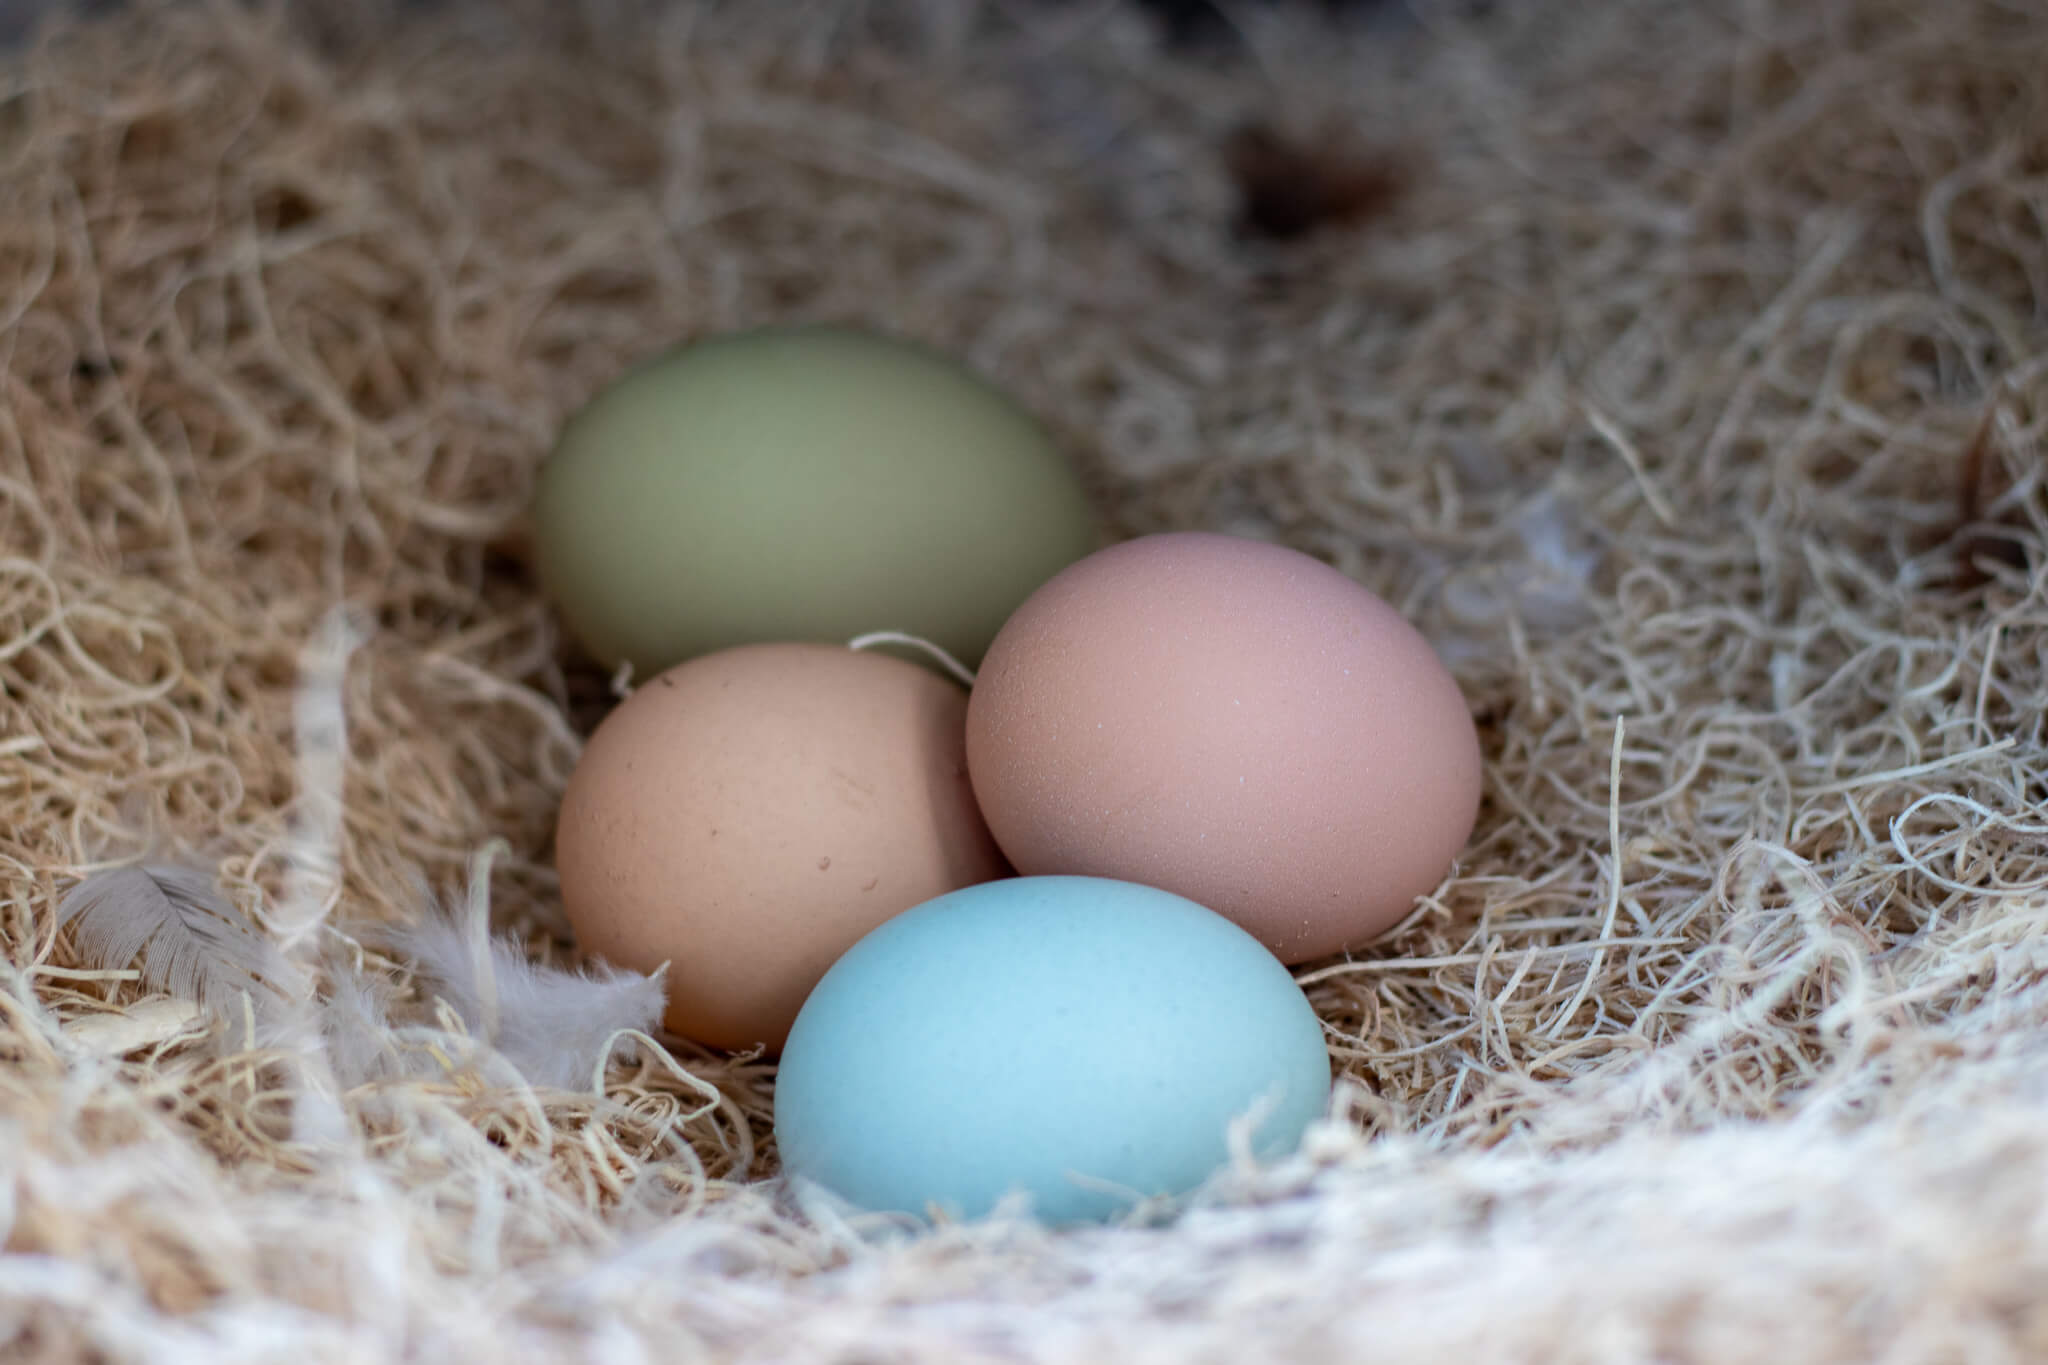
[554,643,1008,1052]
[965,532,1482,962]
[774,876,1331,1224]
[534,324,1101,678]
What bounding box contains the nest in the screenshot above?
[5,0,2048,1359]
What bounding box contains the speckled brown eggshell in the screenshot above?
[964,532,1483,963]
[555,642,1008,1053]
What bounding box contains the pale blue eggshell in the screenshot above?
[773,875,1332,1225]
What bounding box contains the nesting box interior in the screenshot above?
[5,0,2048,1359]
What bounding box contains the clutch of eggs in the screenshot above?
[538,326,1484,1220]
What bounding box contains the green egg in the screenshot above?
[534,325,1100,677]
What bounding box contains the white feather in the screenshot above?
[325,965,396,1063]
[307,957,409,1089]
[56,864,308,1022]
[394,913,667,1092]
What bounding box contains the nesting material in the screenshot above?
[3,0,2048,1360]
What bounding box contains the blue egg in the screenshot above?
[773,875,1331,1224]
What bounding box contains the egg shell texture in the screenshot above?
[554,642,1008,1052]
[773,875,1332,1224]
[533,324,1101,677]
[965,532,1483,962]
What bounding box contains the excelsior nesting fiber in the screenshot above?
[9,0,2048,1361]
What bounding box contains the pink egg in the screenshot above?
[965,532,1482,962]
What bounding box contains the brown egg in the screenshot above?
[556,643,1007,1052]
[965,532,1482,963]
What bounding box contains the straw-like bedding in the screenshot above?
[5,0,2048,1359]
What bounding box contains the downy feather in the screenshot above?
[395,912,666,1093]
[56,864,308,1020]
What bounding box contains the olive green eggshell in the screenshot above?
[534,325,1100,676]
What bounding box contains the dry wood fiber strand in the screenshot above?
[3,0,2048,1360]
